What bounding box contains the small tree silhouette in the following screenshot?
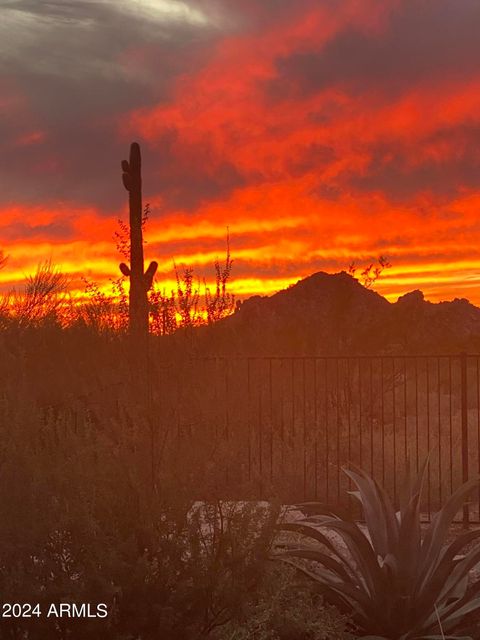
[174,264,200,328]
[204,233,235,323]
[348,254,391,289]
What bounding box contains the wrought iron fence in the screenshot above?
[163,354,480,523]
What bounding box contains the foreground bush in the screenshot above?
[278,464,480,640]
[0,492,278,639]
[216,563,353,640]
[0,382,279,639]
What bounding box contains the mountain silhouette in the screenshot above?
[185,271,480,355]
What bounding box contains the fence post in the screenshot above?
[461,352,470,527]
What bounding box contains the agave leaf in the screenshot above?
[436,595,480,633]
[412,566,471,632]
[277,521,360,579]
[293,501,353,521]
[397,490,424,589]
[443,529,480,560]
[436,545,480,605]
[398,454,415,518]
[278,521,340,550]
[444,572,470,602]
[419,477,480,583]
[277,557,372,625]
[348,489,362,502]
[276,547,354,583]
[399,455,430,519]
[398,458,429,574]
[316,518,387,599]
[381,552,398,573]
[419,579,480,635]
[280,522,365,584]
[343,465,399,558]
[299,515,344,526]
[414,530,480,614]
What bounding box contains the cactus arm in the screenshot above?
[119,263,131,277]
[144,261,158,291]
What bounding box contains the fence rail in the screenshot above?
[158,354,480,524]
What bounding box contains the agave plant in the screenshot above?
[277,464,480,640]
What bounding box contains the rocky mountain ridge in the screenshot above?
[191,271,480,355]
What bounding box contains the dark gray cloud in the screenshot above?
[156,161,247,211]
[268,0,480,100]
[287,143,335,178]
[344,124,480,202]
[146,130,247,211]
[0,220,75,242]
[348,156,480,203]
[0,0,228,211]
[0,1,220,108]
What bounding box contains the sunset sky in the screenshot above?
[1,0,480,303]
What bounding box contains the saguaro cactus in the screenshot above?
[119,142,158,337]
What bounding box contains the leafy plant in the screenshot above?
[277,464,480,639]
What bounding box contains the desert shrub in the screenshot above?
[6,261,70,327]
[98,499,279,640]
[77,277,129,333]
[216,563,353,640]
